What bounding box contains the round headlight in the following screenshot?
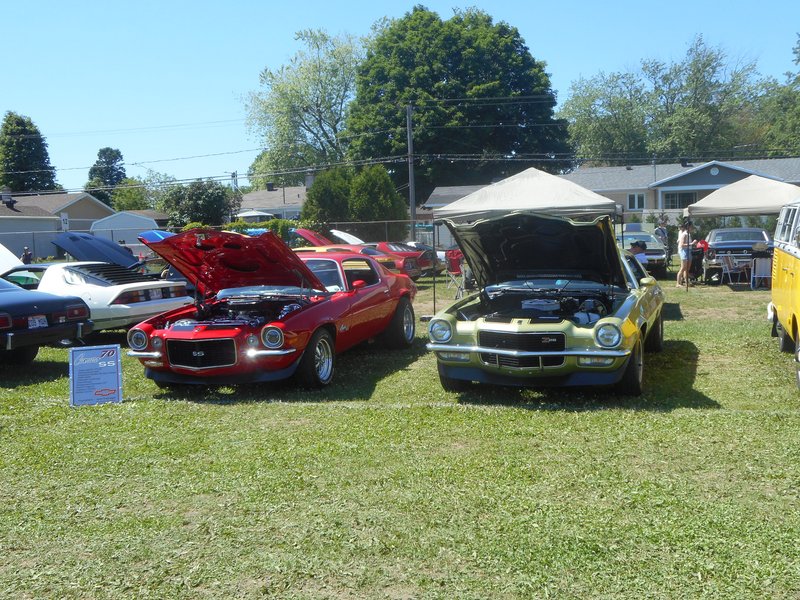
[595,323,622,348]
[151,337,163,350]
[128,328,148,351]
[261,326,284,348]
[429,319,453,343]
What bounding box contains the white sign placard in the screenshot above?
[69,344,123,407]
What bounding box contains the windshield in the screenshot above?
[617,233,662,247]
[486,278,621,295]
[710,229,768,243]
[217,285,326,300]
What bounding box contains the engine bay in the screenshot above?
[167,296,306,331]
[456,289,616,326]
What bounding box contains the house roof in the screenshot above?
[11,191,114,215]
[423,158,800,208]
[240,186,307,212]
[560,158,800,192]
[127,209,170,221]
[0,202,59,218]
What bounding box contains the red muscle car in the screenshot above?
[127,229,417,388]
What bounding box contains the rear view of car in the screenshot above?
[0,278,93,364]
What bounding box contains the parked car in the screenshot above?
[427,212,664,395]
[0,233,192,331]
[702,227,772,284]
[363,241,441,276]
[615,232,669,277]
[0,276,93,364]
[293,245,422,280]
[127,229,417,388]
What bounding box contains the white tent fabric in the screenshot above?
[685,175,800,217]
[434,167,619,222]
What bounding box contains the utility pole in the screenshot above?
[406,103,416,241]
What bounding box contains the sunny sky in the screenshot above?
[2,0,799,192]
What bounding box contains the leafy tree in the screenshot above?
[84,147,126,206]
[246,29,363,188]
[560,35,766,165]
[159,179,238,228]
[111,177,151,211]
[301,167,352,222]
[760,34,800,156]
[0,111,57,192]
[346,7,570,204]
[349,165,408,239]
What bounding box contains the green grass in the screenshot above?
[2,277,800,598]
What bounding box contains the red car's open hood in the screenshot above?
[140,229,326,297]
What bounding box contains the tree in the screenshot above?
[84,147,126,206]
[159,179,238,228]
[0,111,57,192]
[301,167,352,222]
[760,34,800,156]
[346,7,571,204]
[246,29,363,189]
[349,165,408,239]
[111,178,151,211]
[560,36,766,165]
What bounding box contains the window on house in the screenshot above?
[663,192,696,210]
[627,193,645,210]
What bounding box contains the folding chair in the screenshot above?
[750,257,772,289]
[720,254,749,284]
[444,249,465,299]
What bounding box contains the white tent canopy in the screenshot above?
[434,167,619,222]
[684,175,800,217]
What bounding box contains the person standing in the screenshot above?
[676,219,696,287]
[20,246,32,264]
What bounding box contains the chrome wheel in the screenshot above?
[314,335,334,383]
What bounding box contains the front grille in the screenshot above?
[166,339,237,369]
[480,353,565,369]
[479,331,566,352]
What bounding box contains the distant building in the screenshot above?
[240,183,307,220]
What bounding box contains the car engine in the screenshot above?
[456,291,614,325]
[167,297,306,331]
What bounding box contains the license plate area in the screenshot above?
[28,315,48,329]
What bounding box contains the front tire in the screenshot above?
[438,363,471,392]
[644,311,664,353]
[617,339,643,396]
[296,328,335,388]
[777,321,794,353]
[383,297,415,349]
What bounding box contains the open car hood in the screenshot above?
[0,242,23,274]
[139,228,327,297]
[445,212,628,289]
[53,232,140,269]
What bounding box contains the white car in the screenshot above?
[0,234,192,332]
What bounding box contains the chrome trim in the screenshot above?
[427,343,630,358]
[246,348,297,357]
[5,333,12,351]
[127,350,163,358]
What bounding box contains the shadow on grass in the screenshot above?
[0,360,69,385]
[662,302,684,321]
[455,340,717,412]
[151,337,430,404]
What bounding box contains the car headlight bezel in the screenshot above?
[429,319,453,343]
[128,328,149,351]
[261,326,284,348]
[595,323,622,348]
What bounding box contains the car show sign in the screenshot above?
[68,344,123,406]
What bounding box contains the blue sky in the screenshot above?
[3,0,798,192]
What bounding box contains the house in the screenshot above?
[0,193,61,260]
[240,183,307,220]
[11,191,115,232]
[424,158,800,223]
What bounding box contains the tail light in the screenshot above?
[0,313,11,330]
[66,304,89,320]
[112,290,147,305]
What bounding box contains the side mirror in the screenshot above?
[639,276,657,287]
[351,279,366,290]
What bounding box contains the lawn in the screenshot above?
[1,275,799,598]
